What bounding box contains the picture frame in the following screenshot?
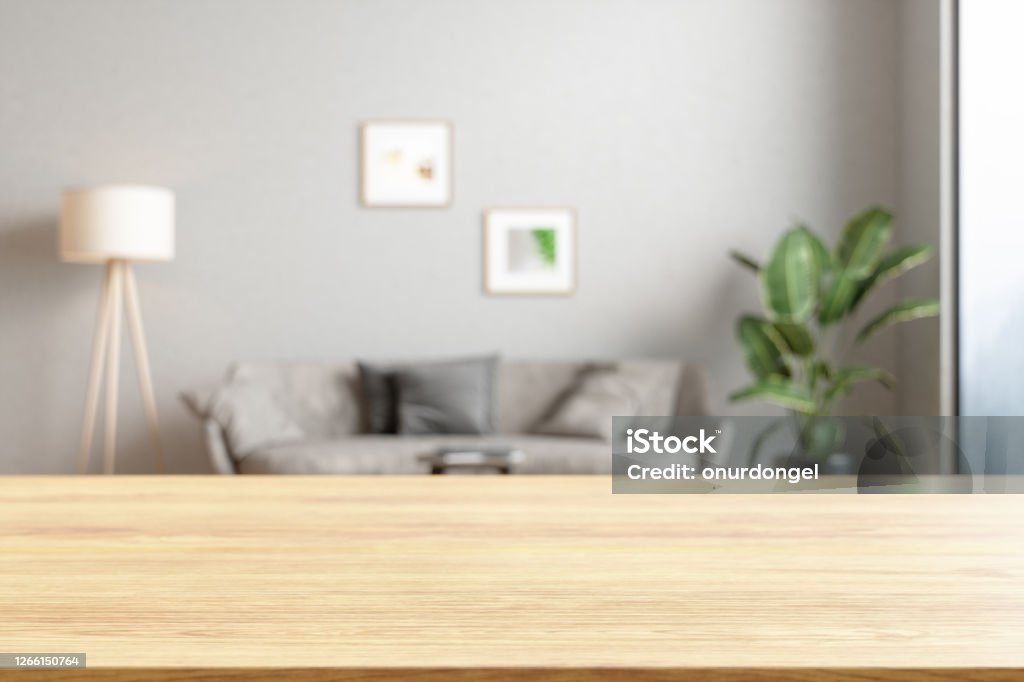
[360,120,453,207]
[483,207,577,296]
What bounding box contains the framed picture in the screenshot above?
[484,207,577,295]
[360,120,453,207]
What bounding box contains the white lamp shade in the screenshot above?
[60,185,175,262]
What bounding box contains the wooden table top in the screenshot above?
[1,476,1023,676]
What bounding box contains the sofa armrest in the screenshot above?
[203,418,237,475]
[181,388,238,474]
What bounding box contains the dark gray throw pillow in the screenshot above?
[357,361,398,433]
[392,356,498,435]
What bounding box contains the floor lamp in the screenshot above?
[60,185,175,474]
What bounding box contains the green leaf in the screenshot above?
[773,322,814,356]
[874,244,933,283]
[835,206,892,278]
[737,316,790,378]
[856,299,940,344]
[729,378,816,414]
[730,250,760,273]
[811,360,833,390]
[851,244,934,311]
[818,272,859,325]
[824,366,896,404]
[799,225,833,278]
[760,227,819,323]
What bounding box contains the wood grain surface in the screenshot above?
[0,476,1022,671]
[5,668,1024,681]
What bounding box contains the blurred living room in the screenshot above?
[1,0,1022,677]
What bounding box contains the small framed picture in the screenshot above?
[361,120,453,207]
[484,207,577,295]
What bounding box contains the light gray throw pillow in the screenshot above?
[206,382,305,457]
[533,367,640,440]
[392,356,498,435]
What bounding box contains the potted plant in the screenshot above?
[729,206,939,468]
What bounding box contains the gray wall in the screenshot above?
[0,0,920,473]
[896,0,944,415]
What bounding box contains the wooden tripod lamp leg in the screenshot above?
[103,260,124,475]
[123,265,165,473]
[78,262,116,474]
[78,259,165,475]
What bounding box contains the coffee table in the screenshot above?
[418,446,524,474]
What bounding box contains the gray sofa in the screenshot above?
[186,359,710,475]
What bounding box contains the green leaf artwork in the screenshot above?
[531,228,557,267]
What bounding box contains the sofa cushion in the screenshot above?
[392,356,498,435]
[229,362,363,439]
[614,360,685,414]
[497,362,590,434]
[206,382,305,456]
[498,359,683,433]
[533,366,641,440]
[237,434,610,475]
